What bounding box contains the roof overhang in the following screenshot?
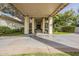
[13,3,68,18]
[0,11,23,24]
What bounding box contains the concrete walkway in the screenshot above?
[0,33,79,55]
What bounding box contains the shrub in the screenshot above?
[20,27,24,33]
[0,26,24,35]
[12,27,24,33]
[0,26,11,34]
[61,26,75,33]
[53,27,62,32]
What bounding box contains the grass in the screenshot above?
[53,32,71,34]
[0,32,24,36]
[13,52,79,56]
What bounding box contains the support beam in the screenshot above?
[24,16,29,34]
[32,18,35,34]
[42,18,45,33]
[48,17,53,34]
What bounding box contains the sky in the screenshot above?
[59,3,79,15]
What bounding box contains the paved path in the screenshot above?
[0,33,79,55]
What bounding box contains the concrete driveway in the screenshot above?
[0,33,79,55]
[53,34,79,49]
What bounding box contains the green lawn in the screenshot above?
[13,52,79,56]
[53,32,71,34]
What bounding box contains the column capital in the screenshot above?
[42,17,45,19]
[48,16,53,19]
[24,16,29,19]
[31,17,35,19]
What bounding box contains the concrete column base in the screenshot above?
[75,27,79,33]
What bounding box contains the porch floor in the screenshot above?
[0,33,79,55]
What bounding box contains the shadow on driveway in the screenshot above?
[29,34,79,56]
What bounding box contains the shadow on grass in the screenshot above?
[29,34,79,56]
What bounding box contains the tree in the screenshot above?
[53,10,78,32]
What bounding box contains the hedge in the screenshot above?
[0,26,24,35]
[61,26,75,33]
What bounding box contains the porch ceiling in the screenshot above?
[13,3,68,18]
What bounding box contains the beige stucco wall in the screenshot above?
[0,17,24,29]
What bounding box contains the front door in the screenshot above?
[35,19,42,33]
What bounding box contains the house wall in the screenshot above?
[0,17,24,29]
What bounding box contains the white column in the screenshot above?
[32,18,35,34]
[24,16,29,34]
[75,19,79,33]
[48,16,53,34]
[42,18,45,33]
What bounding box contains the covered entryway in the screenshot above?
[13,3,68,34]
[35,18,42,33]
[29,18,48,34]
[1,3,79,56]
